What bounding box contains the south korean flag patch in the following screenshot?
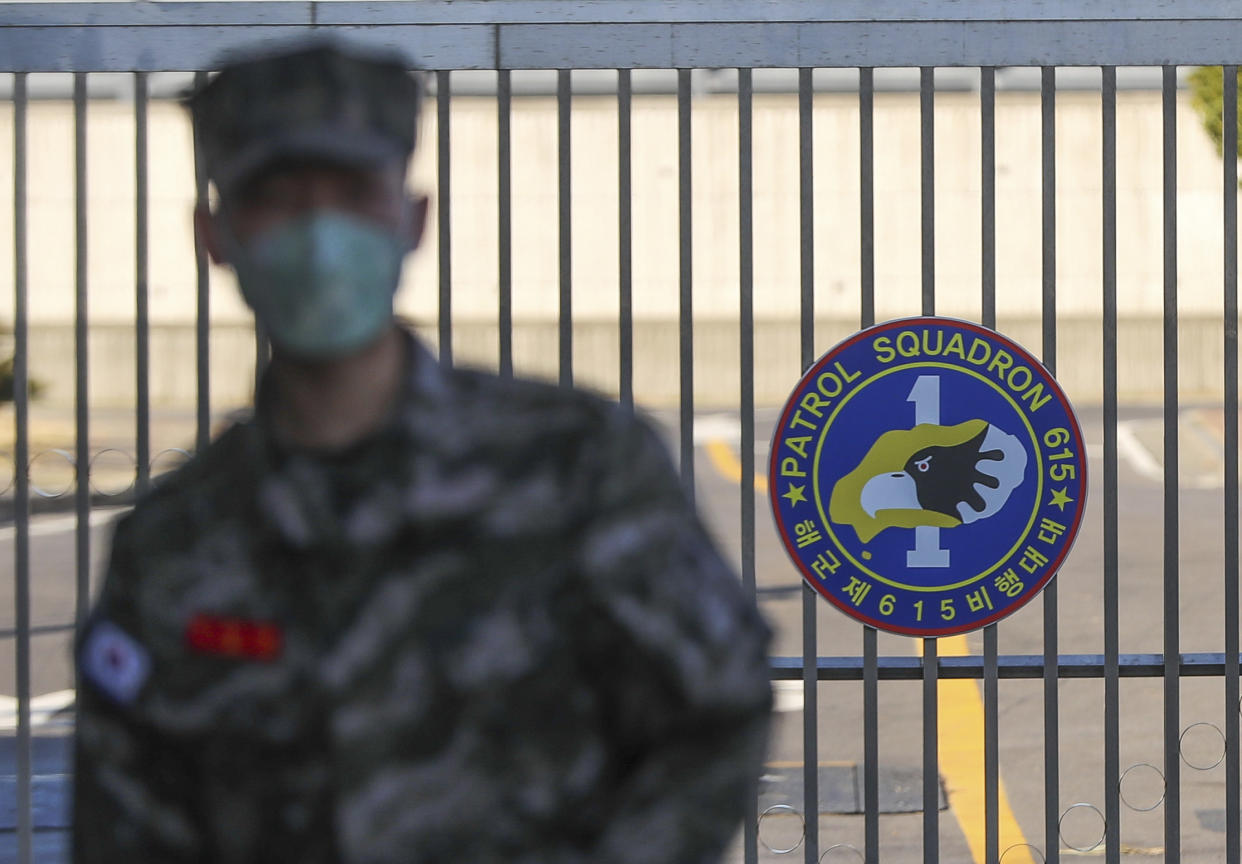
[81,620,151,706]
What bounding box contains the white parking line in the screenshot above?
[0,690,75,730]
[0,507,126,543]
[692,414,742,444]
[1116,422,1164,483]
[771,680,804,713]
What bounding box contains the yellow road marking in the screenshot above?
[702,438,1036,863]
[930,635,1035,864]
[704,438,768,493]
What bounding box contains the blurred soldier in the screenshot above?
[72,40,772,864]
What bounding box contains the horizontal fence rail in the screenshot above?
[771,653,1242,681]
[4,2,1242,69]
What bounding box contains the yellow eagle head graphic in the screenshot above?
[829,419,1028,543]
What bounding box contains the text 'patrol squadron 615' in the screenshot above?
[770,317,1086,637]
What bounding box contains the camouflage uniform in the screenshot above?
[73,41,771,864]
[74,331,773,863]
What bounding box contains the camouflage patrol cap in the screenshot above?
[187,40,422,197]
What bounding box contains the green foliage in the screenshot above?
[1188,66,1242,159]
[0,356,41,403]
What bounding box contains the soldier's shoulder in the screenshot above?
[438,367,682,513]
[116,420,258,543]
[447,365,610,411]
[444,366,648,449]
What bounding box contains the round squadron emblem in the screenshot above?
[769,317,1086,636]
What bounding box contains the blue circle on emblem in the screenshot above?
[769,317,1087,636]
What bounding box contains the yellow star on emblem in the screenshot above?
[783,484,807,505]
[1049,487,1074,511]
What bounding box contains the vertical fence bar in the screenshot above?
[738,69,754,600]
[798,64,819,864]
[981,67,996,332]
[979,64,1000,864]
[678,69,694,499]
[1101,64,1121,864]
[922,637,939,864]
[558,69,572,388]
[74,73,90,627]
[618,69,633,409]
[135,73,150,495]
[919,64,938,864]
[192,72,210,453]
[920,66,935,318]
[437,70,452,367]
[254,202,270,385]
[497,69,512,378]
[737,65,757,864]
[860,67,875,331]
[13,70,32,864]
[859,64,879,864]
[254,325,269,392]
[1221,63,1239,864]
[1161,63,1181,862]
[862,625,878,859]
[800,67,814,359]
[1040,65,1060,864]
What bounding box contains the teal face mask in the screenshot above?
[225,209,409,359]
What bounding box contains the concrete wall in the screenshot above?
[0,88,1237,409]
[13,315,1224,412]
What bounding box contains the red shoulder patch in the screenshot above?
[185,613,282,662]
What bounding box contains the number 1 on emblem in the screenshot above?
[906,374,940,425]
[906,375,950,568]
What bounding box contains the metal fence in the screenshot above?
[4,2,1242,863]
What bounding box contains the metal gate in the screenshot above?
[3,2,1242,863]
